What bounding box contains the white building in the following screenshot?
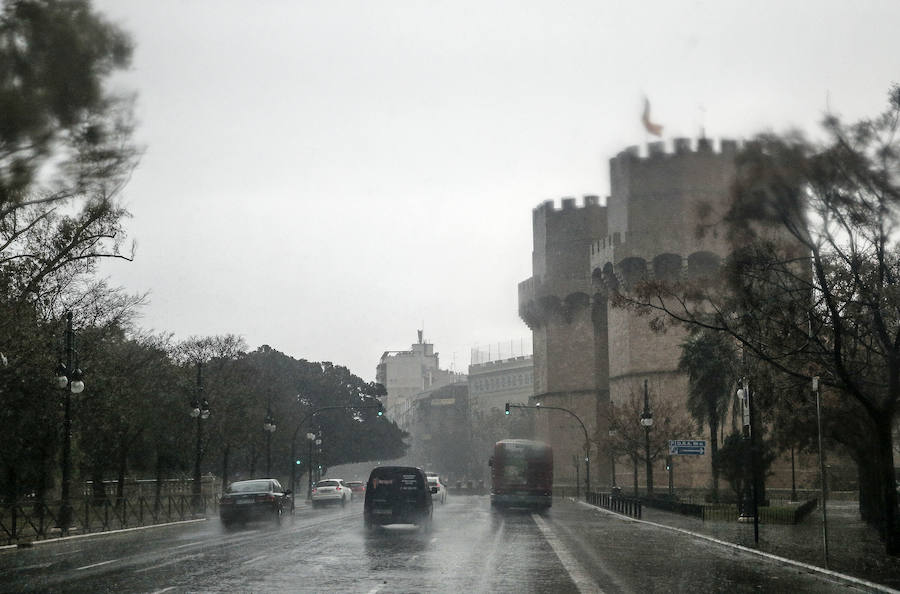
[376,330,465,429]
[467,355,534,416]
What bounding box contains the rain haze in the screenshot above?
[93,0,900,379]
[7,1,900,591]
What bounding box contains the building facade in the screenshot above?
[407,383,470,481]
[375,330,464,430]
[467,355,534,416]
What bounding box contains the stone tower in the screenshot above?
[518,195,609,487]
[519,138,740,490]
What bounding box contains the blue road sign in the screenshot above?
[668,439,706,455]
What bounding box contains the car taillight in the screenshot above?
[312,488,317,494]
[336,486,341,491]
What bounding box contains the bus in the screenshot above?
[489,439,553,510]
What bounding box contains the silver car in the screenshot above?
[311,478,351,507]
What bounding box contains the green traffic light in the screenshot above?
[296,459,302,465]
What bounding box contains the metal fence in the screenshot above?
[1,495,217,545]
[586,491,642,519]
[698,499,818,524]
[582,492,817,525]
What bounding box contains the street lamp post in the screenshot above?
[506,402,591,496]
[55,311,85,535]
[813,376,829,567]
[666,455,674,497]
[306,432,316,500]
[640,379,654,496]
[190,362,210,514]
[608,428,617,490]
[264,410,276,476]
[737,377,759,543]
[315,436,322,482]
[289,399,383,509]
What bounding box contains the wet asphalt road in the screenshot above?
[0,496,870,593]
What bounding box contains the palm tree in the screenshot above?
[678,329,737,500]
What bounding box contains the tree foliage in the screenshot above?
[613,85,900,553]
[0,0,141,366]
[713,431,777,502]
[678,328,738,497]
[604,381,694,496]
[0,0,137,213]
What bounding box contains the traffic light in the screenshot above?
[505,403,510,415]
[296,459,302,465]
[665,455,672,471]
[377,401,383,416]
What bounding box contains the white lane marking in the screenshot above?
[173,541,204,549]
[532,513,603,594]
[410,554,419,562]
[27,519,207,546]
[75,559,117,571]
[366,585,384,594]
[150,587,176,594]
[134,558,184,574]
[244,555,267,565]
[13,562,52,571]
[430,537,438,544]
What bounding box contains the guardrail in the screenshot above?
[0,495,217,545]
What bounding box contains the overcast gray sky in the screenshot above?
[94,0,900,381]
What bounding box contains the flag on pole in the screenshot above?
[642,97,663,137]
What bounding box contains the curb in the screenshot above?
[575,500,898,593]
[0,518,207,551]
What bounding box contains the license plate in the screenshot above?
[237,500,254,505]
[374,509,392,515]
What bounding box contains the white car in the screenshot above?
[311,478,352,507]
[426,474,447,504]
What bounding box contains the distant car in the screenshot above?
[364,466,435,530]
[426,474,447,504]
[346,480,366,500]
[219,479,290,528]
[311,478,351,507]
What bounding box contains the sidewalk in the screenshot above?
[634,500,900,590]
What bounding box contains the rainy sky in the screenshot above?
[93,0,900,380]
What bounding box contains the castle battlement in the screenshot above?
[614,137,739,164]
[533,194,605,215]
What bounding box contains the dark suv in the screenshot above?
[364,466,436,530]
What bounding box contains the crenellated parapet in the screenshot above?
[590,250,723,296]
[611,137,739,166]
[520,195,607,328]
[601,137,739,283]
